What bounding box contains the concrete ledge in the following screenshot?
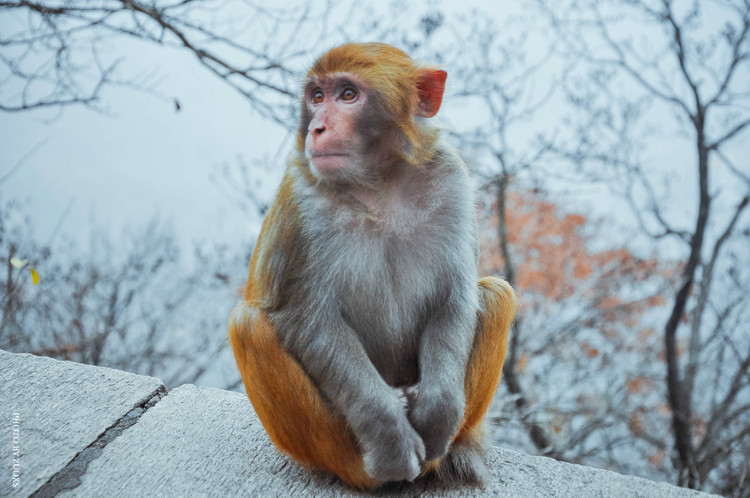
[1,350,165,496]
[1,350,714,497]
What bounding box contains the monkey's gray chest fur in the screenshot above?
[309,204,447,386]
[289,151,473,387]
[339,235,439,385]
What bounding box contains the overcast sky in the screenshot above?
[0,0,747,261]
[1,38,281,249]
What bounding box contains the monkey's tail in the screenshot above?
[477,276,518,340]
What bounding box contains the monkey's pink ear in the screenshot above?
[416,69,447,118]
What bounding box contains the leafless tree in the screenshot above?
[0,0,346,124]
[536,0,750,493]
[0,197,247,388]
[442,12,565,457]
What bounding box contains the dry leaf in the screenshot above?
[10,257,28,269]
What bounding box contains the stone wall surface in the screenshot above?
[0,350,718,497]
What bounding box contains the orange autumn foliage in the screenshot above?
[580,341,600,358]
[628,409,646,436]
[516,353,529,373]
[626,377,652,394]
[478,188,680,474]
[647,449,666,468]
[479,189,672,338]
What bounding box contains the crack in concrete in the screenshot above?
[30,385,167,498]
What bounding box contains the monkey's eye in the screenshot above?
[341,87,358,101]
[312,89,324,104]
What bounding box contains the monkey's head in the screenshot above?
[297,43,447,187]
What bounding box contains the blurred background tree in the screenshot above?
[1,0,748,495]
[533,0,750,491]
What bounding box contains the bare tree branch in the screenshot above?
[0,0,334,121]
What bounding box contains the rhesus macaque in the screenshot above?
[229,42,516,489]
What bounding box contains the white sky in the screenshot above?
[1,39,279,249]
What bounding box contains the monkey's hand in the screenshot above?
[408,385,464,461]
[361,400,426,483]
[394,385,419,411]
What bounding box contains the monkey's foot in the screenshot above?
[424,435,488,487]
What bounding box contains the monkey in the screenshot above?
[229,42,517,490]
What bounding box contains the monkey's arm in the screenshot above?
[275,308,426,482]
[409,163,480,461]
[410,277,477,461]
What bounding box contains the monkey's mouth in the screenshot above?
[311,153,350,173]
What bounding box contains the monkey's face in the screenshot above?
[302,73,385,185]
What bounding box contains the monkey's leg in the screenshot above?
[424,276,517,484]
[229,302,376,490]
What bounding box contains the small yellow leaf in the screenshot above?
[10,257,28,269]
[30,268,39,285]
